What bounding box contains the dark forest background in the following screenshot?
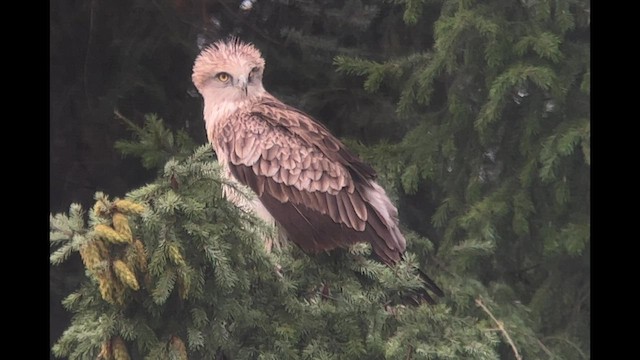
[50,0,589,359]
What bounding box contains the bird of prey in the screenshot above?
[192,37,442,301]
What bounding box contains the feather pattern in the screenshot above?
[192,38,440,286]
[214,95,411,265]
[192,39,442,303]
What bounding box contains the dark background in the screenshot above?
[50,0,428,355]
[50,1,590,358]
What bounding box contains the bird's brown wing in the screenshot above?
[215,98,405,264]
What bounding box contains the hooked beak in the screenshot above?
[234,77,248,96]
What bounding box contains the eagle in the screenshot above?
[192,37,443,302]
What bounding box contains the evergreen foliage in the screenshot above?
[52,118,501,359]
[335,0,590,358]
[51,0,589,358]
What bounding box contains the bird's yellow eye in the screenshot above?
[217,72,230,82]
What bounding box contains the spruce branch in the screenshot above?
[475,296,522,360]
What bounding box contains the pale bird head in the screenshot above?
[192,37,266,104]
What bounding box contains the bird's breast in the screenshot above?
[204,99,277,226]
[219,161,279,229]
[203,100,245,145]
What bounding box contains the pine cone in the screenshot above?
[95,224,132,244]
[112,337,131,360]
[93,200,109,218]
[112,276,127,305]
[112,212,133,242]
[131,239,148,273]
[98,271,116,304]
[177,274,189,300]
[169,335,188,360]
[79,241,102,271]
[168,243,186,267]
[114,199,145,215]
[96,267,127,305]
[113,260,140,291]
[97,339,112,360]
[94,239,111,260]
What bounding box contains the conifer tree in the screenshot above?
[51,116,501,359]
[51,0,589,358]
[335,0,590,358]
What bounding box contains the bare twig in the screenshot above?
[543,336,588,359]
[534,338,553,357]
[113,109,144,134]
[475,296,522,360]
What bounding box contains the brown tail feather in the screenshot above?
[414,266,444,304]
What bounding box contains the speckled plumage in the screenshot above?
[192,38,411,266]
